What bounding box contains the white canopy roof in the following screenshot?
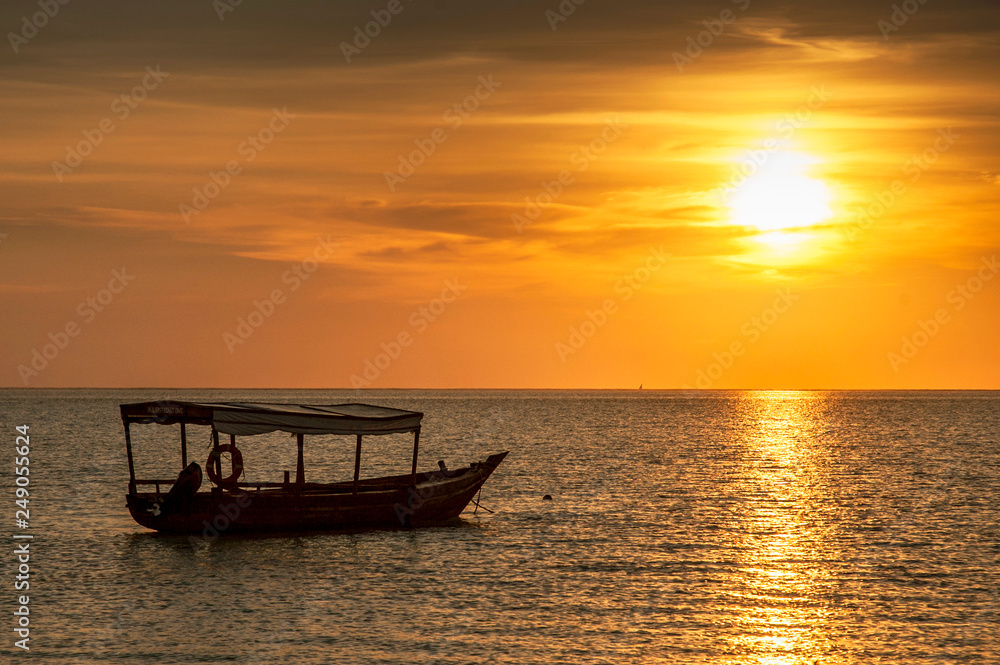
[120,401,423,436]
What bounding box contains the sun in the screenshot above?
[728,152,833,233]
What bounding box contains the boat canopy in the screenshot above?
[120,401,423,436]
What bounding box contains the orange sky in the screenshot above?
[2,1,999,388]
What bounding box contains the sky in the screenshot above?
[1,0,999,389]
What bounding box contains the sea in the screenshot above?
[0,389,998,664]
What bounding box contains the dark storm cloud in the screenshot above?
[3,0,996,73]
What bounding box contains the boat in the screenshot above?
[119,400,508,535]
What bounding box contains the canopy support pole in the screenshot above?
[410,427,420,486]
[124,421,136,495]
[353,434,362,495]
[180,422,187,467]
[296,433,305,487]
[211,429,220,483]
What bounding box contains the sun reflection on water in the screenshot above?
[725,391,838,664]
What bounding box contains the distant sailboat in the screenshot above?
[639,384,643,390]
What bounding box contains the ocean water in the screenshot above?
[0,389,998,664]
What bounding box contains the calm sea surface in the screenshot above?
[0,389,998,664]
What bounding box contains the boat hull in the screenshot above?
[126,452,507,535]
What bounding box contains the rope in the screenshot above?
[471,488,494,514]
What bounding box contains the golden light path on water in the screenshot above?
[725,392,839,664]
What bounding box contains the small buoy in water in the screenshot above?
[542,494,552,501]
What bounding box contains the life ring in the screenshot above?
[206,444,244,488]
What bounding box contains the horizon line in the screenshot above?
[2,387,999,392]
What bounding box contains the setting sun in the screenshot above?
[728,152,834,233]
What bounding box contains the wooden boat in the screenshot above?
[119,400,508,535]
